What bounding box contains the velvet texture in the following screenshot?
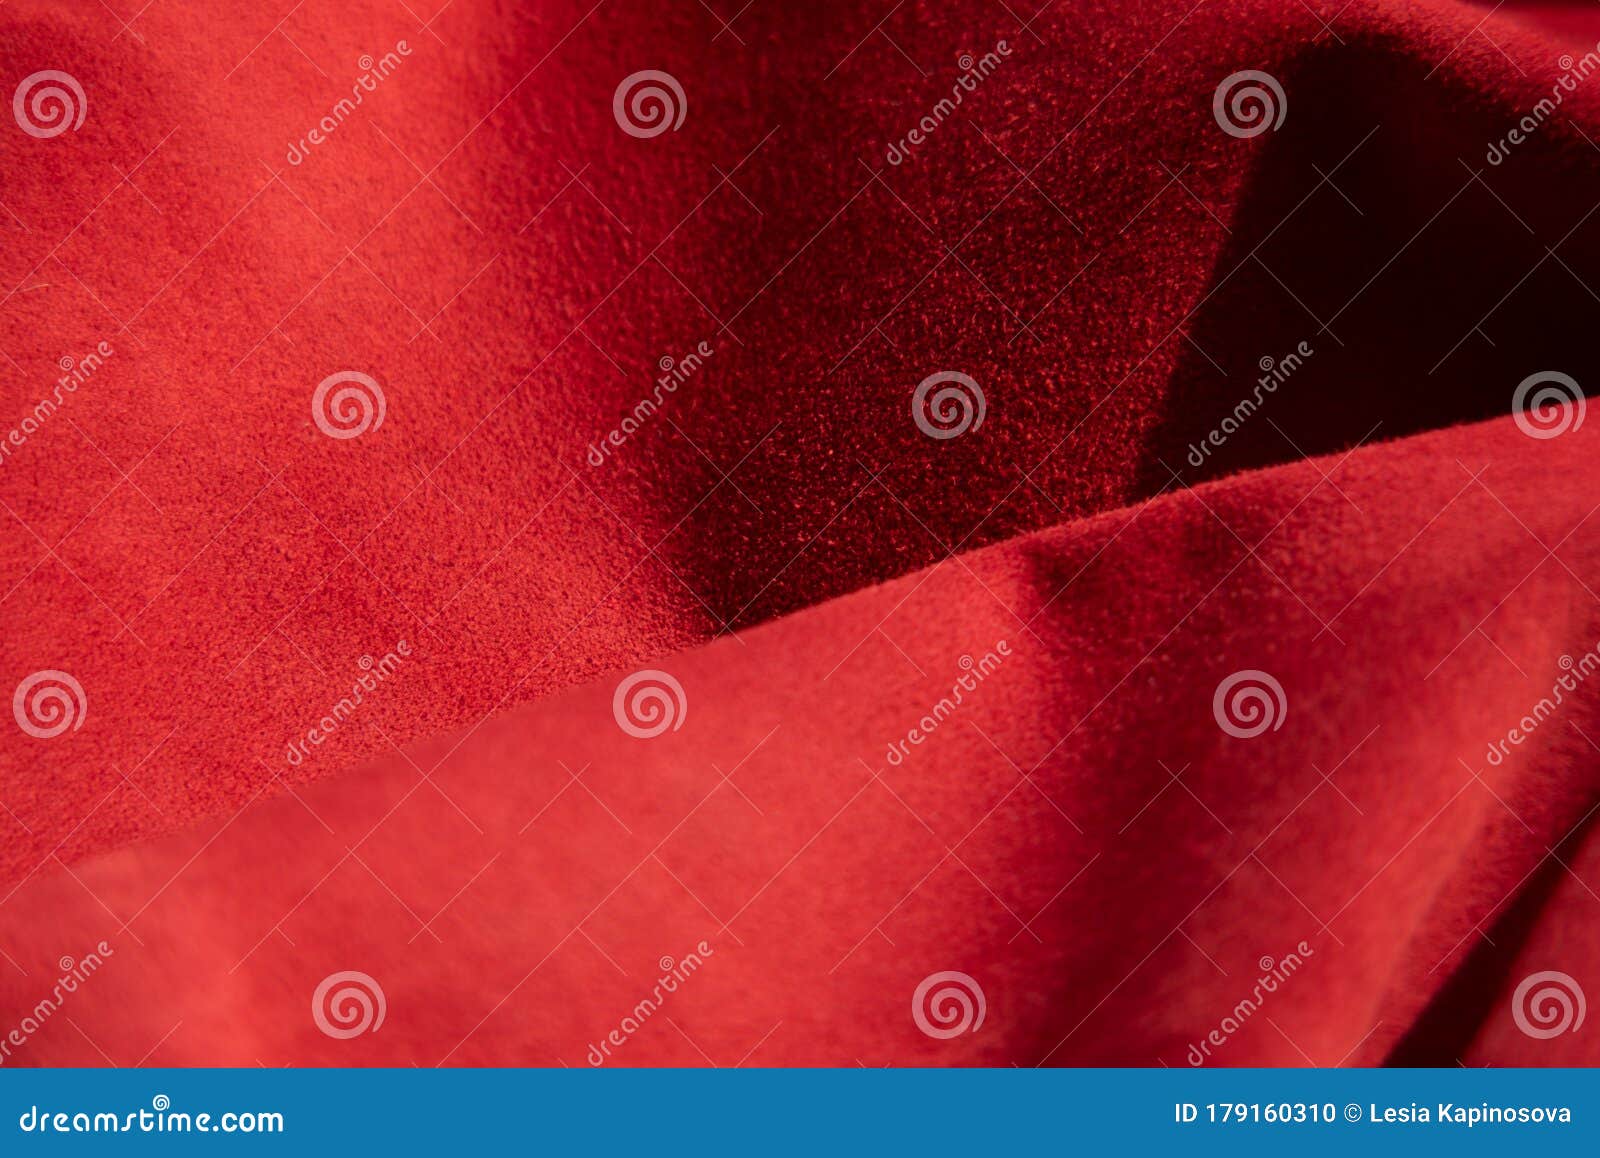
[2,0,1598,1065]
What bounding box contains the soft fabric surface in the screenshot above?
[2,0,1600,1065]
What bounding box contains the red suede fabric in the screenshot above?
[3,0,1600,1065]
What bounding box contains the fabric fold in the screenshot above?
[3,410,1598,1065]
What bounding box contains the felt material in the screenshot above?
[3,0,1600,1064]
[4,412,1600,1065]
